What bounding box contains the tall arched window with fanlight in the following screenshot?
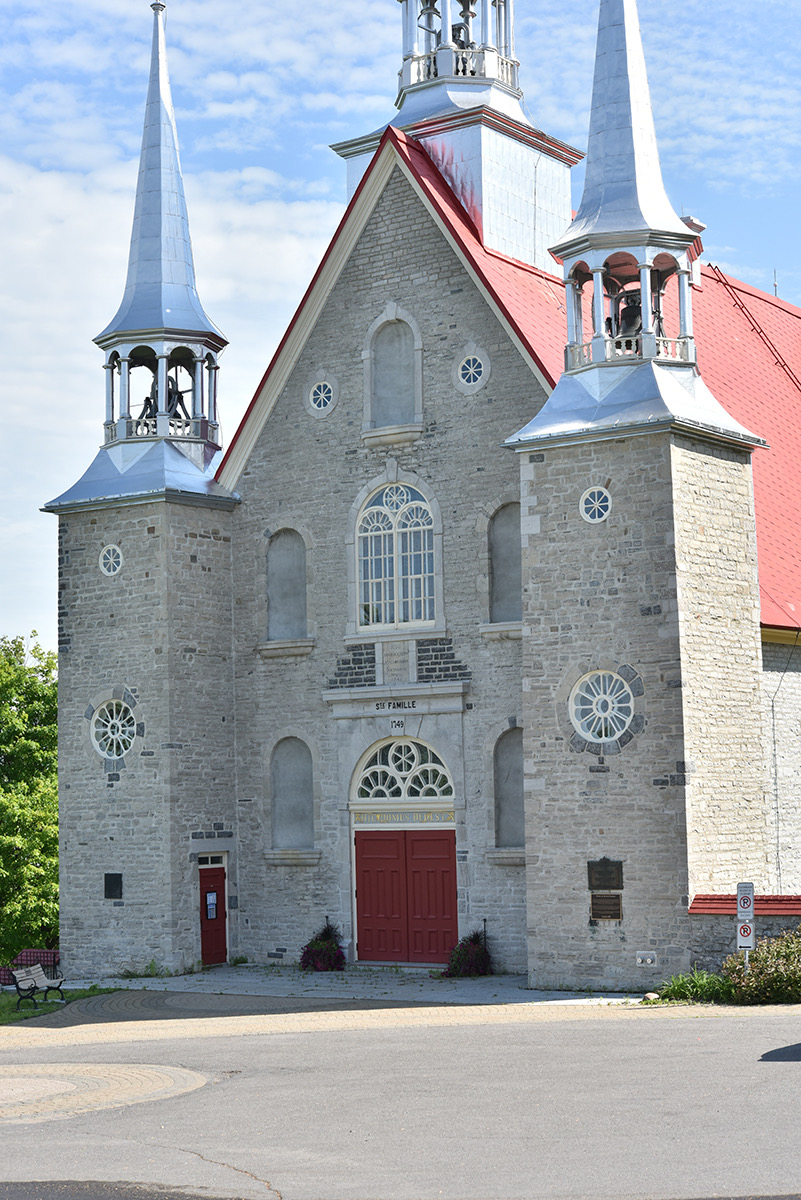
[358,484,435,629]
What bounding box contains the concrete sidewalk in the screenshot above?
[64,960,638,1006]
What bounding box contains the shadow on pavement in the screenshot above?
[759,1042,801,1061]
[26,989,448,1028]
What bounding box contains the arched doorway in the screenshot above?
[351,739,458,963]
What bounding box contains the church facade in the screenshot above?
[47,0,801,990]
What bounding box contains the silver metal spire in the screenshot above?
[96,2,223,342]
[552,0,692,257]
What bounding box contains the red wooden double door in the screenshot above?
[355,829,458,963]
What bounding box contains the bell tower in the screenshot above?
[332,0,583,271]
[507,0,773,990]
[96,0,226,464]
[45,2,239,977]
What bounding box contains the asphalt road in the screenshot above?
[2,993,801,1200]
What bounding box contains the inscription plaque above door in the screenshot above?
[382,641,410,685]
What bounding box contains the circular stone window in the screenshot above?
[305,376,338,418]
[580,487,611,524]
[310,381,333,411]
[99,545,123,576]
[570,671,634,742]
[459,356,484,386]
[91,699,137,759]
[452,346,490,394]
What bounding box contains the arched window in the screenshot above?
[372,321,415,428]
[494,727,524,848]
[271,738,314,849]
[356,739,454,800]
[358,485,435,628]
[489,503,522,623]
[267,529,307,640]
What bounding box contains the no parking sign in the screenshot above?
[737,881,755,921]
[737,921,755,949]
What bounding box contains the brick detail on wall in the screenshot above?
[416,638,471,683]
[328,643,377,689]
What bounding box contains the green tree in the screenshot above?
[0,635,58,961]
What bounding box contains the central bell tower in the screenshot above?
[332,0,583,271]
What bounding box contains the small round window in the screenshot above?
[309,381,334,411]
[459,356,484,386]
[99,545,123,575]
[570,671,634,742]
[580,487,611,524]
[91,699,137,759]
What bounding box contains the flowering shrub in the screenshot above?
[722,924,801,1004]
[299,918,346,972]
[443,929,493,977]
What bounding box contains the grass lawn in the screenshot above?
[0,985,118,1025]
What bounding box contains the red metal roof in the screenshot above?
[689,895,801,915]
[222,126,801,631]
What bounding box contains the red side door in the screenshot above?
[355,830,457,964]
[199,866,227,965]
[406,830,458,963]
[355,830,408,960]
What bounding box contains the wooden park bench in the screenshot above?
[11,963,65,1010]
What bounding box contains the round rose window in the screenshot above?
[91,700,137,759]
[569,671,634,741]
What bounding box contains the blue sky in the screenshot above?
[2,0,800,650]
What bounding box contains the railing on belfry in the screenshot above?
[403,47,518,88]
[655,337,691,362]
[104,415,217,444]
[567,342,593,370]
[566,335,694,371]
[607,336,642,360]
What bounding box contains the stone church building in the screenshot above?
[46,0,801,990]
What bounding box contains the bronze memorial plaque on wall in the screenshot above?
[591,893,623,921]
[587,858,623,891]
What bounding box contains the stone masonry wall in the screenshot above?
[761,638,801,891]
[229,167,546,971]
[519,433,692,991]
[671,437,773,894]
[57,497,235,976]
[690,914,801,972]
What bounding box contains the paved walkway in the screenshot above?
[64,960,638,1007]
